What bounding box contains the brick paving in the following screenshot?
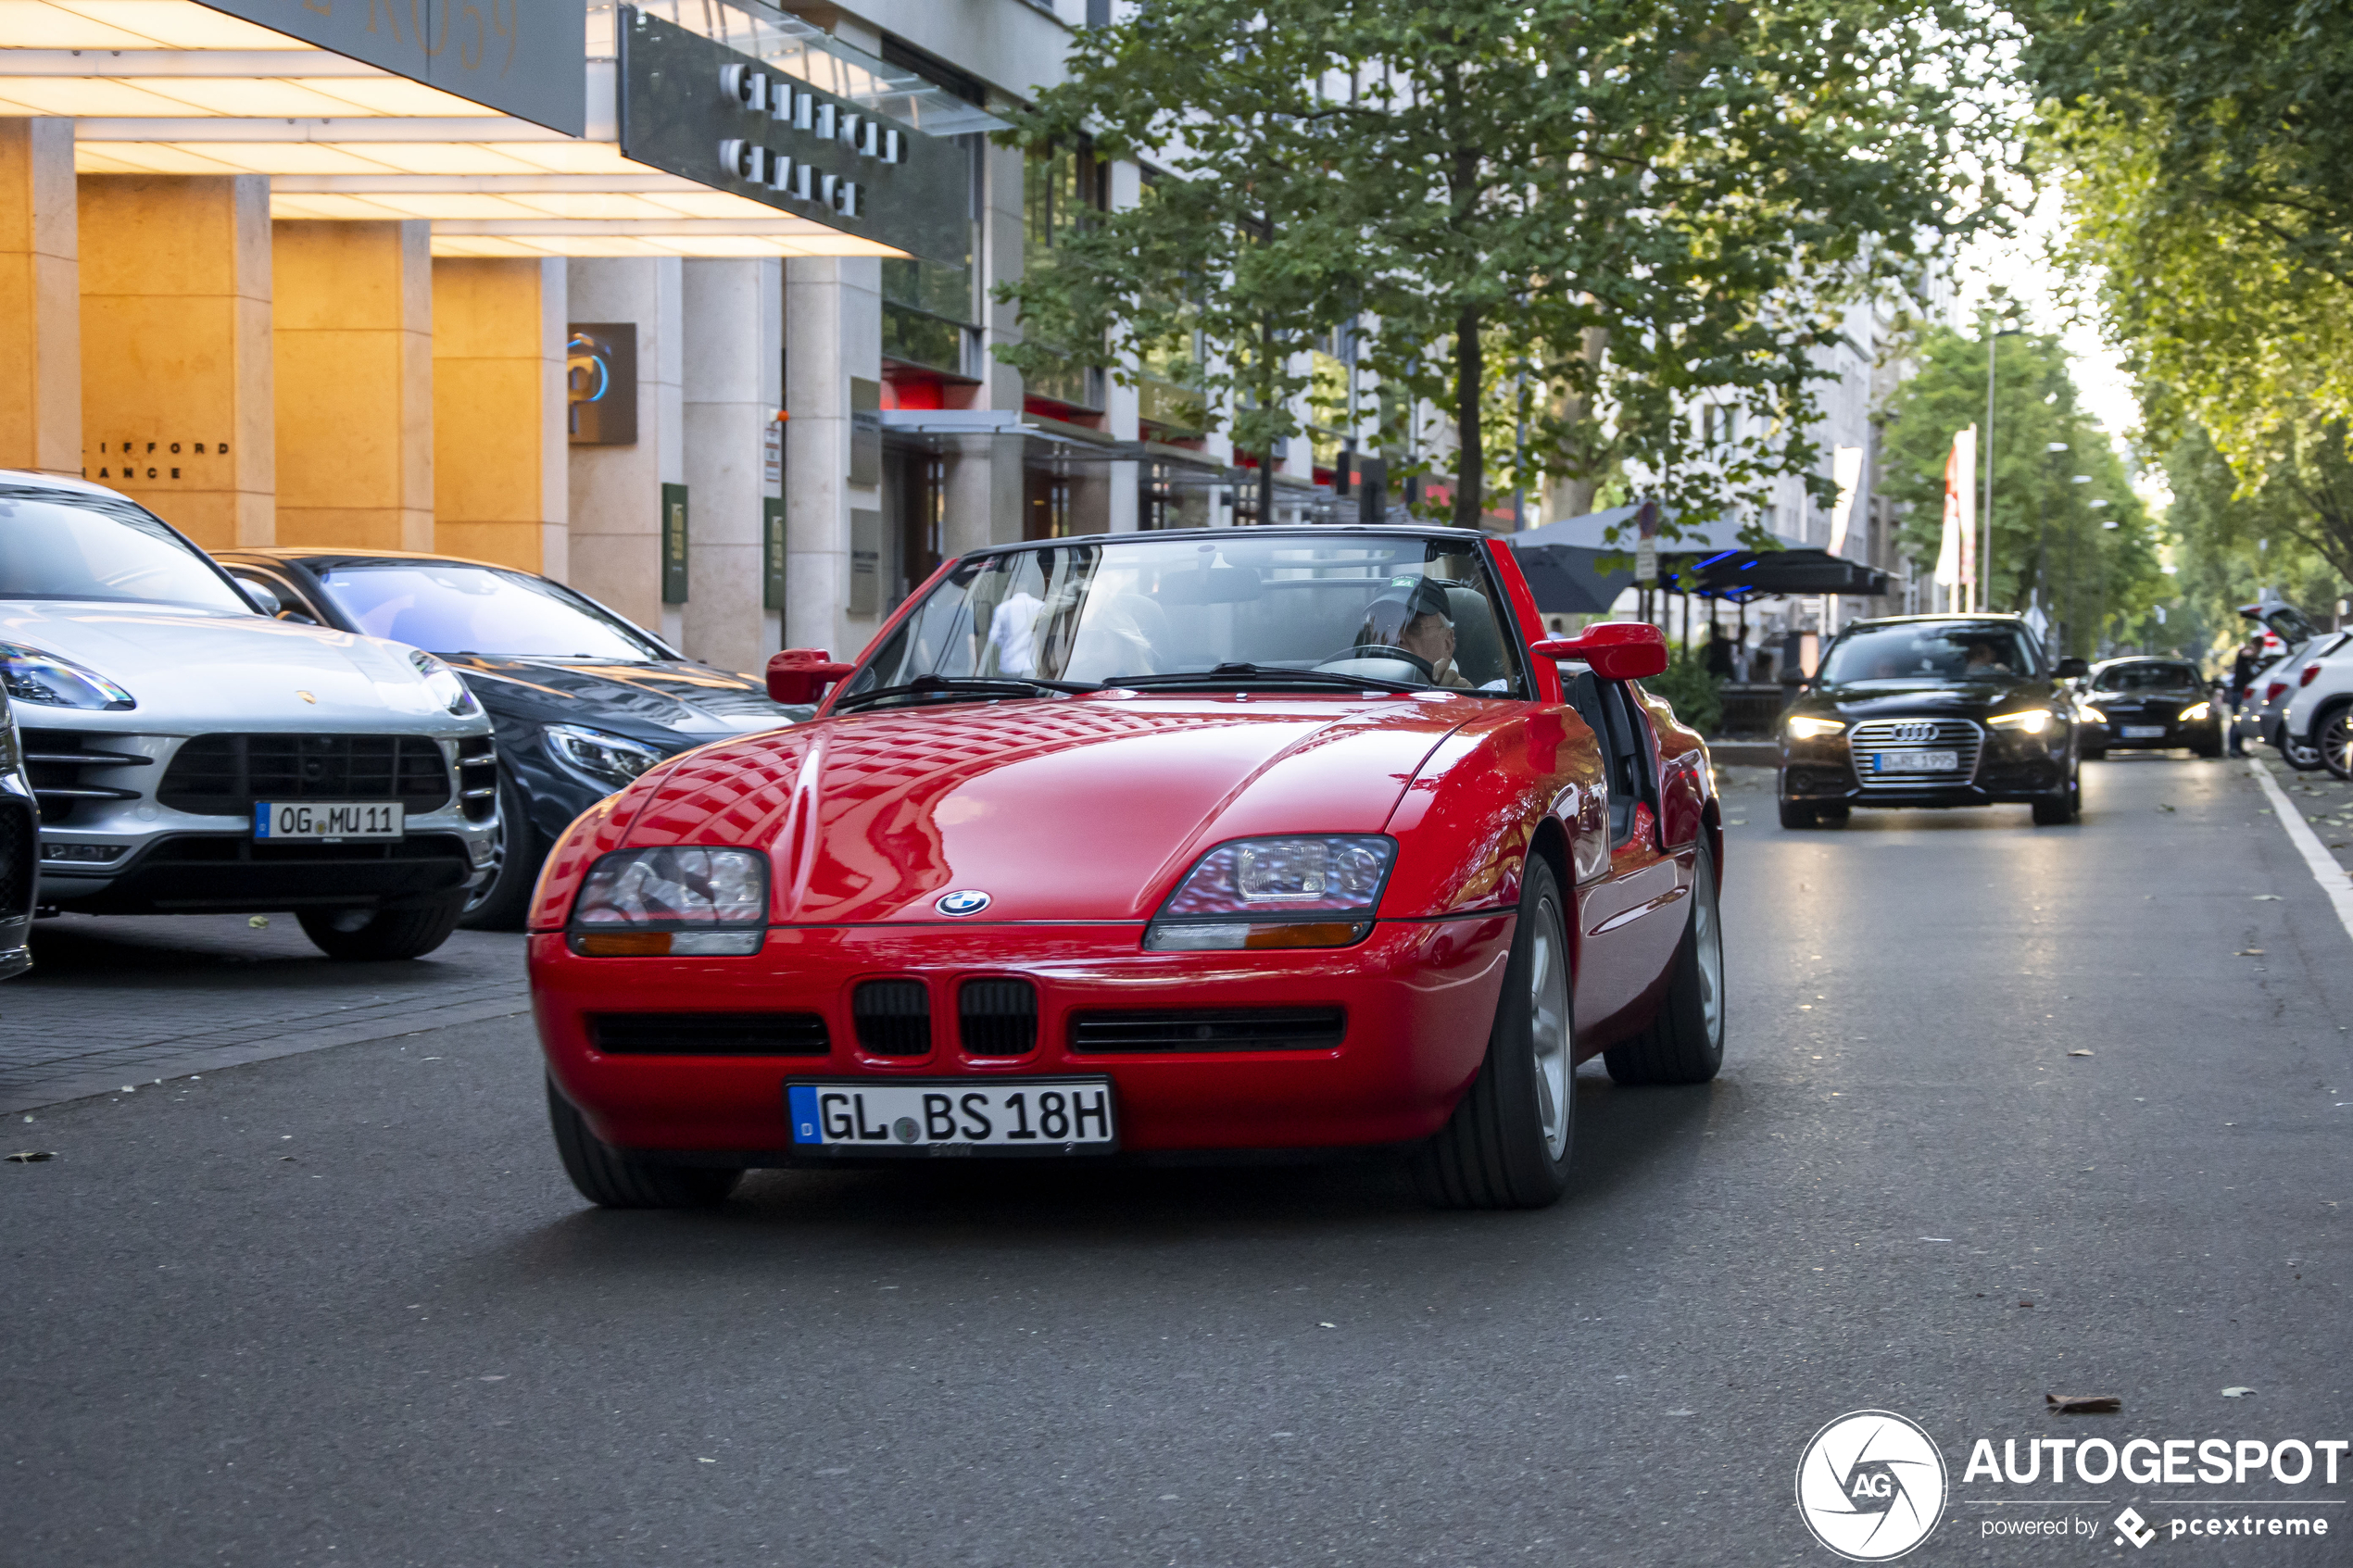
[0,913,526,1113]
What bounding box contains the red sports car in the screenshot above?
[528,525,1725,1210]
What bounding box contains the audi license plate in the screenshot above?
[788,1079,1116,1154]
[1875,750,1958,772]
[2120,725,2167,740]
[253,801,404,840]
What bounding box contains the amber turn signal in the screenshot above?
[573,931,673,957]
[1242,922,1369,949]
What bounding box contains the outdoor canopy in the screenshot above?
[1504,504,1891,610]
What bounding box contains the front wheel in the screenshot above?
[547,1080,742,1209]
[1604,840,1726,1085]
[459,772,542,931]
[1414,856,1576,1210]
[296,893,466,960]
[2282,730,2327,771]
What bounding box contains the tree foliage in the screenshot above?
[2159,424,2353,665]
[998,0,2002,533]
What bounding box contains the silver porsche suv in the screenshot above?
[0,472,497,960]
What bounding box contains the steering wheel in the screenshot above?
[1320,644,1435,680]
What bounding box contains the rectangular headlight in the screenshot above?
[570,847,769,953]
[1989,709,2056,734]
[1145,835,1393,952]
[1785,715,1846,740]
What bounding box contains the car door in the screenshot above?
[1566,669,1688,1044]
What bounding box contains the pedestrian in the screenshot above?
[2227,633,2262,757]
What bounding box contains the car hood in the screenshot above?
[1798,676,2057,720]
[1,599,481,732]
[447,655,804,735]
[621,695,1473,923]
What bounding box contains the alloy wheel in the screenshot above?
[1693,865,1724,1048]
[1529,897,1572,1160]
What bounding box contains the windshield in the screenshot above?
[0,486,249,611]
[2092,661,2200,692]
[315,563,668,659]
[842,533,1528,705]
[1818,622,2044,684]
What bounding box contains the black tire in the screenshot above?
[2082,746,2108,761]
[1779,797,1818,829]
[459,771,542,931]
[296,892,467,960]
[2029,758,2082,826]
[547,1079,742,1209]
[1604,840,1726,1085]
[1413,856,1576,1210]
[2282,731,2327,771]
[2319,702,2353,782]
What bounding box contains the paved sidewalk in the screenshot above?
[0,914,526,1114]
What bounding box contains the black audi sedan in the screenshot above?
[1778,614,2090,829]
[214,548,809,927]
[2077,656,2221,759]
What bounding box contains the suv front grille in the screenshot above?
[1846,718,1983,789]
[852,979,931,1056]
[958,978,1038,1057]
[589,1012,829,1056]
[158,734,453,816]
[1069,1008,1347,1054]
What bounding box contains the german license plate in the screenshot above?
[1876,750,1957,772]
[253,801,404,839]
[2120,725,2166,739]
[787,1079,1116,1154]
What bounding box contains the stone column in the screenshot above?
[273,220,433,551]
[432,257,567,576]
[567,257,684,644]
[0,119,79,479]
[681,257,782,672]
[783,256,882,660]
[79,174,272,547]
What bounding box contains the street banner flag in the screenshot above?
[1827,445,1865,558]
[1936,427,1977,608]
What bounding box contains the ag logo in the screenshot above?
[1795,1410,1947,1561]
[935,889,991,917]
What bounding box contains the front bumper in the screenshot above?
[2087,715,2217,751]
[1780,744,2069,807]
[531,914,1516,1160]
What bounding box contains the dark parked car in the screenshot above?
[2076,656,2221,759]
[1778,614,2090,828]
[214,548,808,927]
[1,684,31,979]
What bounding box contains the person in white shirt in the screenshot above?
[987,588,1044,677]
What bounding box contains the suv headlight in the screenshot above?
[569,847,768,956]
[1989,708,2058,734]
[1145,834,1395,952]
[2178,700,2211,721]
[409,649,480,716]
[1,643,135,710]
[544,722,665,792]
[1785,715,1845,740]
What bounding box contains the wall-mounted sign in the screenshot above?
[848,508,881,615]
[617,6,969,266]
[762,495,787,612]
[568,324,637,446]
[661,483,689,605]
[849,377,881,486]
[193,0,585,135]
[83,436,230,484]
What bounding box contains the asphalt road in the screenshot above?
[6,755,2350,1567]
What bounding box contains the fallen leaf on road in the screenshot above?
[1664,1408,1697,1416]
[2159,803,2177,812]
[2222,1386,2257,1399]
[2252,894,2283,900]
[2019,1300,2034,1308]
[2069,1049,2095,1057]
[248,915,269,929]
[1318,1322,1337,1329]
[2045,1394,2120,1414]
[6,1151,56,1162]
[2236,948,2266,956]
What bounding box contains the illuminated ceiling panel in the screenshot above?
[73,140,250,173]
[284,76,485,116]
[0,77,196,114]
[46,0,305,47]
[0,0,180,47]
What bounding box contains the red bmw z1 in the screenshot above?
[527,525,1726,1210]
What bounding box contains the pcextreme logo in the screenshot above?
[1796,1411,1950,1562]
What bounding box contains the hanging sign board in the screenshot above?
[661,483,690,605]
[617,6,969,266]
[194,0,585,135]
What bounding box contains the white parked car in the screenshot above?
[0,471,497,960]
[2280,630,2353,782]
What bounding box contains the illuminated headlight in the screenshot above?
[2178,700,2211,721]
[1,643,134,710]
[544,722,665,792]
[1989,708,2059,735]
[2077,706,2107,723]
[1784,715,1846,740]
[569,847,768,957]
[409,649,480,716]
[1145,834,1395,952]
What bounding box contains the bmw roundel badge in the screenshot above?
[935,889,991,917]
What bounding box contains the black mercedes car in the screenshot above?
[2077,656,2221,759]
[214,548,809,927]
[1778,614,2090,828]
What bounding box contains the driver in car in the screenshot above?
[1355,579,1471,688]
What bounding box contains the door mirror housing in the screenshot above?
[767,647,855,704]
[1529,621,1669,682]
[232,573,283,618]
[2055,657,2090,680]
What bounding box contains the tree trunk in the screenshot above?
[1452,305,1482,530]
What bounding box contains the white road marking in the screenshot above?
[2247,759,2353,948]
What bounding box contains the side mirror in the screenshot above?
[233,575,283,618]
[2056,658,2089,680]
[767,647,855,704]
[1529,621,1669,683]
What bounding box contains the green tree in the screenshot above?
[1877,320,2159,657]
[2160,424,2353,666]
[999,0,2000,533]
